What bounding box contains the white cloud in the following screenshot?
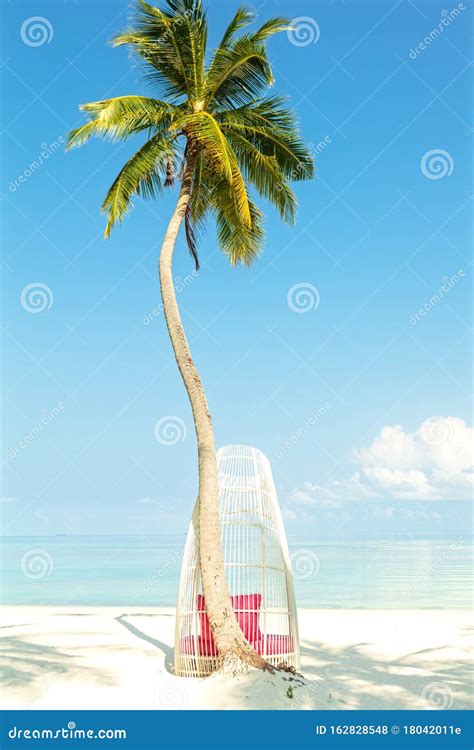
[292,417,473,503]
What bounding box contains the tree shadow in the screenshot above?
[0,636,84,691]
[299,639,473,709]
[115,615,174,674]
[0,624,31,629]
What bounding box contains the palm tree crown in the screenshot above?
[67,0,314,267]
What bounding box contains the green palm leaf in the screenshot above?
[176,111,251,226]
[225,131,297,222]
[218,5,254,48]
[66,96,175,149]
[102,134,174,237]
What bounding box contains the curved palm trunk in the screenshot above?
[159,153,267,673]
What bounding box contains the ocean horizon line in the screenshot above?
[1,530,472,538]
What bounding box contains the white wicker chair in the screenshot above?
[174,444,299,677]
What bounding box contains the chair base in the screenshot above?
[175,635,299,677]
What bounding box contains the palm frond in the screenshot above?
[204,36,272,109]
[175,111,251,226]
[217,100,314,181]
[204,14,289,109]
[226,131,297,222]
[102,134,174,237]
[188,151,211,229]
[185,205,199,270]
[66,96,175,149]
[219,96,298,132]
[252,17,291,42]
[218,5,254,48]
[214,185,264,266]
[112,0,207,102]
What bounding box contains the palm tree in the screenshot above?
[67,0,314,672]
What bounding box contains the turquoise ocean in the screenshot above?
[1,534,472,609]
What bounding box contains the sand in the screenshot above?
[1,607,471,710]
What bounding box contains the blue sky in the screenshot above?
[1,0,472,537]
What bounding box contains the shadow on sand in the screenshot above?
[299,639,472,709]
[0,636,103,693]
[115,615,174,674]
[2,617,471,710]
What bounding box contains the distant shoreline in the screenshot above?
[2,531,473,537]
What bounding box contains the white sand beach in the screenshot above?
[1,607,472,710]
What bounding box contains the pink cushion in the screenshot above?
[183,597,293,657]
[231,593,262,642]
[181,634,294,657]
[196,594,213,642]
[197,593,262,644]
[181,635,218,657]
[263,634,294,655]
